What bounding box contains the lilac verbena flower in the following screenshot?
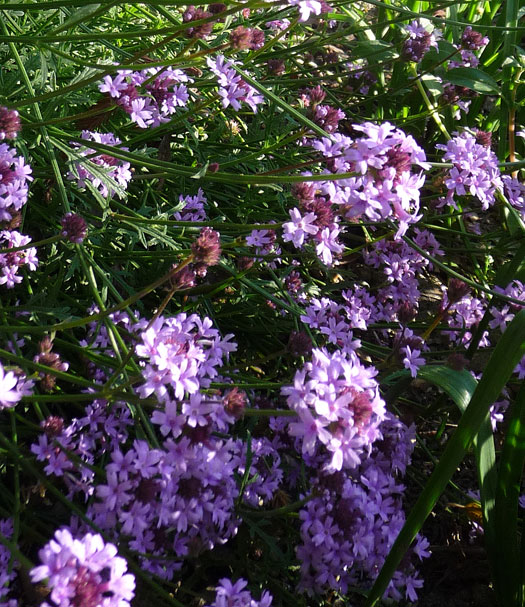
[89,437,241,580]
[287,0,323,21]
[174,187,207,222]
[206,55,264,113]
[0,142,32,221]
[31,399,132,498]
[0,230,38,288]
[312,121,429,238]
[67,131,132,198]
[402,345,424,378]
[502,174,525,219]
[402,20,441,62]
[205,577,273,607]
[99,66,192,128]
[489,280,525,332]
[134,312,236,403]
[437,131,502,210]
[281,347,386,472]
[30,528,135,607]
[0,518,18,606]
[296,412,428,599]
[60,212,88,243]
[0,107,21,140]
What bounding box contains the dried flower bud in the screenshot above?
[208,2,226,15]
[398,301,417,324]
[1,210,22,231]
[237,256,255,271]
[191,227,221,266]
[170,265,196,290]
[60,213,88,243]
[41,416,65,438]
[287,330,313,357]
[447,352,469,371]
[291,182,316,204]
[475,130,492,148]
[250,29,265,50]
[447,278,470,305]
[267,59,286,76]
[460,26,488,50]
[207,162,220,173]
[39,336,54,354]
[223,387,246,418]
[183,6,214,39]
[230,25,253,50]
[0,107,21,140]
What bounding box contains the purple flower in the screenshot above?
[282,207,319,248]
[206,55,264,113]
[205,577,273,607]
[0,230,38,288]
[402,345,424,377]
[68,131,132,198]
[99,67,192,128]
[282,347,385,472]
[30,528,135,607]
[60,212,88,243]
[0,107,21,140]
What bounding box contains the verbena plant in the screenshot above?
[0,1,523,606]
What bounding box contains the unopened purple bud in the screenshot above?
[475,130,492,148]
[230,26,253,50]
[41,415,65,438]
[191,227,221,266]
[398,301,417,324]
[60,213,87,243]
[287,330,313,357]
[170,265,196,290]
[460,26,488,50]
[447,352,469,371]
[223,387,246,418]
[267,59,286,76]
[447,278,470,305]
[0,107,21,140]
[402,32,432,62]
[307,85,326,106]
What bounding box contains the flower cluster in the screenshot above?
[68,131,132,198]
[99,66,192,128]
[282,347,386,472]
[437,131,502,210]
[205,578,273,607]
[283,122,429,265]
[402,20,441,62]
[30,528,135,607]
[0,230,38,288]
[31,399,132,498]
[0,518,17,607]
[294,413,428,600]
[0,142,32,222]
[89,437,241,579]
[174,187,208,222]
[207,55,264,113]
[0,107,21,141]
[134,312,236,403]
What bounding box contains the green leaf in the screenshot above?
[366,310,525,606]
[417,366,497,553]
[493,382,525,606]
[445,67,500,95]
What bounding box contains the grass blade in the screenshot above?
[493,382,525,606]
